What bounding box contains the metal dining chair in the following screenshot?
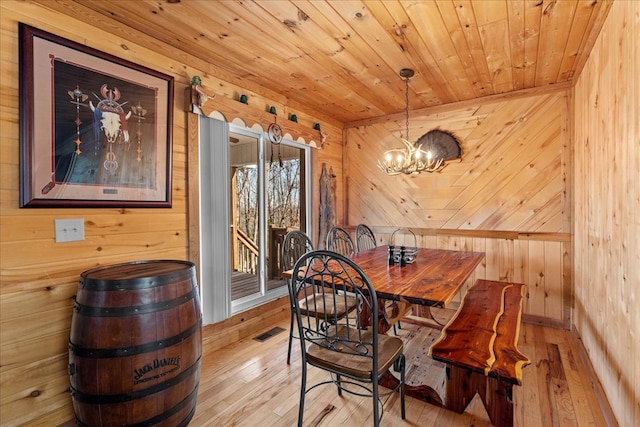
[282,230,357,364]
[325,226,355,257]
[290,250,406,427]
[355,223,377,252]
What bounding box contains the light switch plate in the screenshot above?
[55,218,85,243]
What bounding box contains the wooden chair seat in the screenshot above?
[307,325,403,379]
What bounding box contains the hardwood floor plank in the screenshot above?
[547,342,579,426]
[534,325,559,426]
[547,326,609,427]
[516,323,539,427]
[188,317,609,427]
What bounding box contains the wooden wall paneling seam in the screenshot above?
[497,238,515,282]
[450,0,497,97]
[543,241,564,321]
[433,0,486,99]
[556,1,592,82]
[478,6,515,94]
[373,0,459,104]
[521,0,544,89]
[506,0,526,91]
[217,1,393,119]
[490,156,562,231]
[535,0,578,86]
[273,1,407,109]
[561,89,574,326]
[447,96,554,189]
[483,237,500,282]
[526,240,546,318]
[187,112,201,286]
[408,1,476,102]
[569,0,614,83]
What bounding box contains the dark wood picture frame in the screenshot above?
[19,23,173,208]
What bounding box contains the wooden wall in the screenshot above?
[0,2,342,426]
[573,1,640,426]
[344,88,572,325]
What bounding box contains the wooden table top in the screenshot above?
[350,245,485,307]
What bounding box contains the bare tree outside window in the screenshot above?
[268,158,300,228]
[235,158,301,240]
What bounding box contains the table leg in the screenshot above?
[359,298,412,334]
[365,299,445,407]
[403,305,448,330]
[379,370,443,407]
[381,299,412,333]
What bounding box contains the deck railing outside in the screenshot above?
[231,225,289,279]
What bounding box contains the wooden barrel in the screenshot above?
[69,260,202,427]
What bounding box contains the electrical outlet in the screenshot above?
[55,218,85,243]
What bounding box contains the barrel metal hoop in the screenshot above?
[74,384,198,427]
[73,286,199,317]
[79,267,195,291]
[69,318,202,358]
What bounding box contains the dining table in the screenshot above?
[283,244,486,406]
[351,245,484,325]
[348,245,486,406]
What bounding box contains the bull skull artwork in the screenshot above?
[86,84,133,174]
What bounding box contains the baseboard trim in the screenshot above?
[570,326,619,427]
[522,313,568,329]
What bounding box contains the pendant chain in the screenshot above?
[404,76,410,141]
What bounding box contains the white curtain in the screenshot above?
[198,116,231,325]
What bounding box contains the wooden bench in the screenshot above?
[429,279,531,427]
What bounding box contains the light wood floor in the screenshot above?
[191,311,612,427]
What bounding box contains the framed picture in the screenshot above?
[19,23,173,208]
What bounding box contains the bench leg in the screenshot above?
[481,377,514,427]
[444,366,485,413]
[444,366,515,427]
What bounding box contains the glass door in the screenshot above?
[229,128,260,302]
[229,125,309,313]
[264,139,306,291]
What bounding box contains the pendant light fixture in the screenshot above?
[377,68,444,175]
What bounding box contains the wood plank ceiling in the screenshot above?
[47,0,612,124]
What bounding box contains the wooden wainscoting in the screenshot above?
[201,295,290,350]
